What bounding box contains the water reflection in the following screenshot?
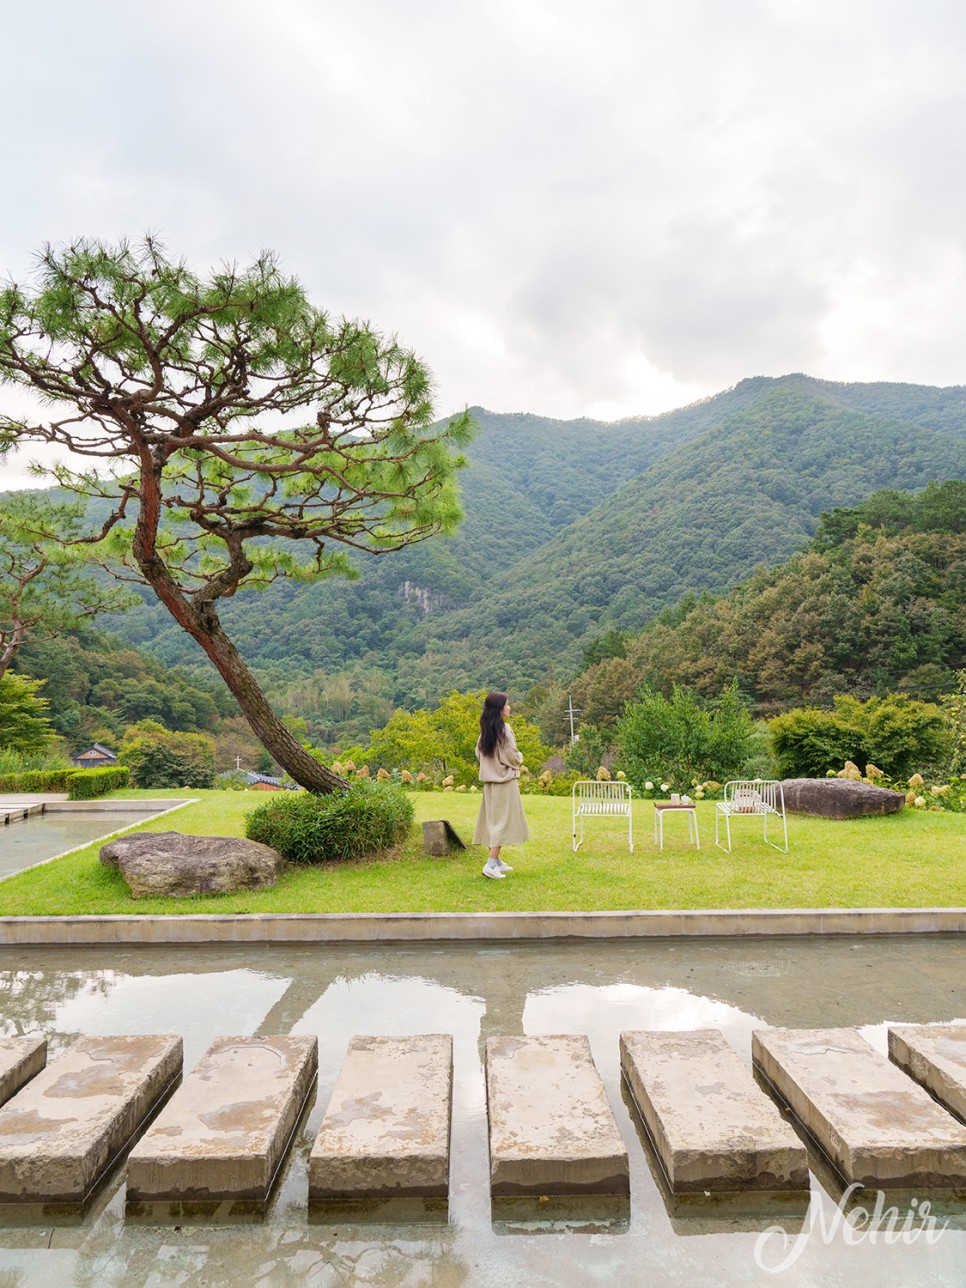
[0,811,168,875]
[490,1194,630,1236]
[53,971,291,1069]
[0,938,962,1285]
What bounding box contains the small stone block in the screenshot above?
[753,1027,966,1188]
[421,821,467,856]
[0,1034,182,1203]
[309,1035,452,1200]
[621,1029,808,1192]
[486,1035,629,1196]
[126,1035,318,1202]
[0,1037,47,1109]
[889,1024,966,1125]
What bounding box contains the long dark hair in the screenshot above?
[479,691,509,756]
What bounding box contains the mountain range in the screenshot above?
[95,373,966,732]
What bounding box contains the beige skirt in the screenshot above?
[473,779,530,847]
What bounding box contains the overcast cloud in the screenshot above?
[2,0,966,487]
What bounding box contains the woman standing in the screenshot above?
[473,691,529,879]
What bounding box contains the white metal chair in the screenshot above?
[715,780,788,852]
[572,780,633,852]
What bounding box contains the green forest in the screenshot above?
[77,375,966,739]
[570,480,966,732]
[7,374,966,781]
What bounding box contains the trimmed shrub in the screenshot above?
[0,769,72,792]
[244,782,414,864]
[0,765,130,796]
[67,766,130,799]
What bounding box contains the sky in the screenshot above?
[2,0,966,487]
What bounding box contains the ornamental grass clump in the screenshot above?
[244,783,414,864]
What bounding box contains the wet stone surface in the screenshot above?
[486,1034,629,1196]
[309,1034,452,1201]
[127,1035,318,1202]
[0,1037,46,1109]
[753,1026,966,1187]
[0,1035,182,1203]
[889,1024,966,1125]
[620,1027,808,1192]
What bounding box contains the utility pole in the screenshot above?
[235,755,242,771]
[566,694,583,743]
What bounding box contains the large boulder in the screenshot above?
[779,778,905,820]
[100,831,280,898]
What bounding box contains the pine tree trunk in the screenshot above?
[132,518,348,793]
[187,613,349,793]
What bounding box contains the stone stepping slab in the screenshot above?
[621,1029,808,1192]
[0,1034,182,1204]
[309,1035,452,1201]
[753,1026,966,1188]
[485,1034,629,1197]
[0,1037,47,1110]
[126,1035,318,1203]
[889,1024,966,1125]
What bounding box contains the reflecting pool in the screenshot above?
[0,807,183,877]
[0,936,964,1286]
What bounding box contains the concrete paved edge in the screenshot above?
[0,907,964,945]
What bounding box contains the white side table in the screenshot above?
[653,802,700,850]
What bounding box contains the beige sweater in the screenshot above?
[475,724,524,783]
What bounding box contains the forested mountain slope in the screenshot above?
[398,385,966,691]
[13,627,233,746]
[106,400,724,692]
[571,481,966,728]
[92,376,966,720]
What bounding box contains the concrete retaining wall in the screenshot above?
[0,907,964,946]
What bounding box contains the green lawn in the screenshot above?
[1,788,965,916]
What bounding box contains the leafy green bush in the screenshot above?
[617,682,756,793]
[120,721,215,789]
[0,768,72,792]
[563,724,611,779]
[768,709,857,779]
[943,669,966,775]
[769,694,950,779]
[361,690,551,786]
[244,782,414,864]
[67,766,130,799]
[0,764,129,795]
[903,774,966,812]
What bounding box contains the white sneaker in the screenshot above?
[497,860,513,872]
[482,863,506,879]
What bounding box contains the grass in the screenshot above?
[0,788,964,917]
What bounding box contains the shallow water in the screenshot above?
[0,936,964,1286]
[0,811,165,876]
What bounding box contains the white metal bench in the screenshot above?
[572,780,633,852]
[714,780,787,852]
